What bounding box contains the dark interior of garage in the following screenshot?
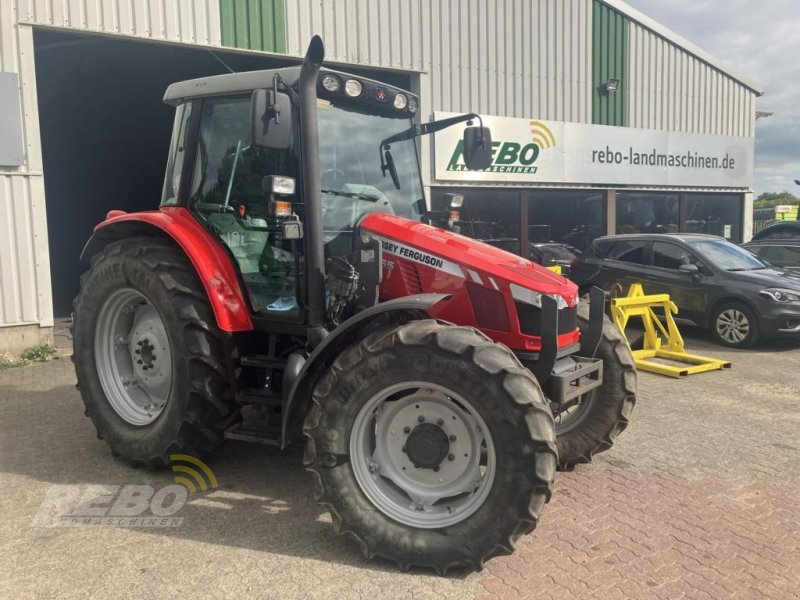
[34,29,409,317]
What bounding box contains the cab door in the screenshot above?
[642,241,708,325]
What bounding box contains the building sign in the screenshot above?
[433,112,754,188]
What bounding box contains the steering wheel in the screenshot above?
[321,169,347,191]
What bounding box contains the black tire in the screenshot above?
[553,302,637,471]
[304,320,557,573]
[710,302,759,348]
[72,238,239,467]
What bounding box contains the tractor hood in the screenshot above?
[360,213,578,302]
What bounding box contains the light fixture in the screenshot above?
[605,78,620,93]
[265,175,296,196]
[408,97,418,114]
[375,87,388,102]
[393,93,408,110]
[320,74,341,92]
[344,79,362,97]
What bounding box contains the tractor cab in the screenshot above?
[161,65,463,321]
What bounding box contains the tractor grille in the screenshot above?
[515,302,577,337]
[398,261,424,294]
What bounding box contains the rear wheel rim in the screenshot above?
[716,308,750,344]
[94,288,173,426]
[350,381,496,529]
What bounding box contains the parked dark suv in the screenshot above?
[743,220,800,272]
[571,233,800,348]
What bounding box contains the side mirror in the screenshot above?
[678,263,699,275]
[252,89,293,150]
[462,126,492,170]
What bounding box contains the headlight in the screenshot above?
[393,93,408,110]
[320,74,341,92]
[407,97,418,113]
[509,284,570,309]
[344,79,362,97]
[759,289,800,303]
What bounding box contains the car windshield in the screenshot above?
[317,102,424,237]
[689,239,768,271]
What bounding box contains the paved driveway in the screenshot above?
[1,331,799,599]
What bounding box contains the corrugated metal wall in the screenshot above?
[15,0,222,46]
[592,0,628,126]
[285,0,594,123]
[628,21,755,137]
[0,6,52,331]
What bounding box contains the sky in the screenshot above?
[625,0,800,196]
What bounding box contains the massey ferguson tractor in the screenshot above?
[72,37,635,572]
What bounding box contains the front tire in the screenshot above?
[304,320,557,573]
[72,238,239,467]
[711,302,759,348]
[552,302,637,470]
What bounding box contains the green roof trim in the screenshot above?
[220,0,286,53]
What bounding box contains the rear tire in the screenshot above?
[553,302,637,470]
[304,320,557,573]
[72,238,239,467]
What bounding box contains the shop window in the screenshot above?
[616,192,679,235]
[527,190,606,253]
[682,193,743,242]
[432,188,521,255]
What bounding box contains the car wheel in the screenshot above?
[711,302,759,348]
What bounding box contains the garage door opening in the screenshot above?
[34,29,296,317]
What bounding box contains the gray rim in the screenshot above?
[350,381,496,529]
[716,308,750,344]
[554,392,595,434]
[94,288,173,426]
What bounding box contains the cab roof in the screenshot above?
[163,66,416,106]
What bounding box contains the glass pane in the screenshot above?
[652,242,700,270]
[616,192,679,234]
[317,103,423,260]
[763,245,800,267]
[527,190,605,253]
[433,188,521,255]
[191,97,300,317]
[608,240,646,264]
[683,193,743,242]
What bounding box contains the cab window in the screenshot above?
[189,96,300,318]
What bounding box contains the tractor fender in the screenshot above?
[80,207,253,332]
[281,293,452,447]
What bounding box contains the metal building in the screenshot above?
[0,0,762,350]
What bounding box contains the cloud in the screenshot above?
[625,0,800,195]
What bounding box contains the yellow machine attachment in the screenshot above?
[611,283,731,378]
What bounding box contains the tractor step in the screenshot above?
[239,355,286,369]
[224,422,281,446]
[235,389,283,408]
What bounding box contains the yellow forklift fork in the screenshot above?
[611,283,731,378]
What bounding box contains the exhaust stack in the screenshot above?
[298,36,327,345]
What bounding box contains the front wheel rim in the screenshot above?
[350,381,496,529]
[716,308,750,344]
[94,288,173,425]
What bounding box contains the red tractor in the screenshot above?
[72,37,635,572]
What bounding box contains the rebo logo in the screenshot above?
[446,120,556,173]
